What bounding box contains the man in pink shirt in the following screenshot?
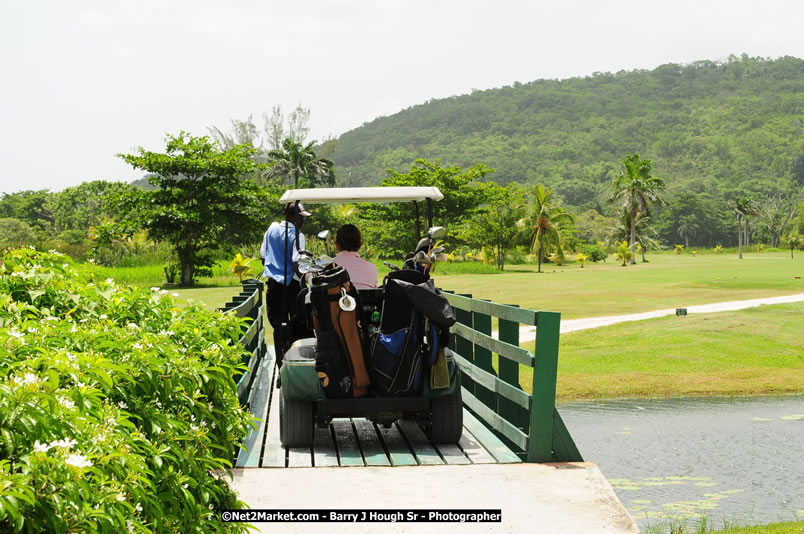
[333,224,378,289]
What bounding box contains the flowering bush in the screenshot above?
[0,248,252,533]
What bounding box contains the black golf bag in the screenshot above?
[371,269,455,396]
[308,265,371,398]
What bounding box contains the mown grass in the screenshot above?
[433,252,803,320]
[643,516,804,534]
[507,303,804,401]
[96,259,248,288]
[713,521,804,533]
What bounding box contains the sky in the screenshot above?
[1,0,803,195]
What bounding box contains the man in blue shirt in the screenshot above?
[261,202,311,363]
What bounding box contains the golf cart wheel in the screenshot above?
[427,389,463,444]
[279,393,314,448]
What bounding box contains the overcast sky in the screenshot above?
[1,0,802,194]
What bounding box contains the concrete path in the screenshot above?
[515,293,804,344]
[229,462,639,534]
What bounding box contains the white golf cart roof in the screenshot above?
[280,186,443,204]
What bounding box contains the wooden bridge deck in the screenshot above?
[235,350,522,469]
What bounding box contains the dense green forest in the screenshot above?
[331,54,803,247]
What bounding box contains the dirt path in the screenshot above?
[512,293,804,344]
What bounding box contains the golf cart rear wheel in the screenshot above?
[427,389,463,444]
[279,394,314,448]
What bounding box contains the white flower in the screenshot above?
[65,453,92,469]
[132,342,143,350]
[88,258,96,264]
[59,397,75,410]
[159,289,168,295]
[150,287,160,292]
[171,292,179,297]
[116,493,126,502]
[105,278,115,285]
[99,314,108,320]
[135,503,143,513]
[26,327,38,334]
[33,440,49,453]
[127,323,138,330]
[52,438,78,449]
[8,328,22,339]
[22,373,39,386]
[118,401,128,409]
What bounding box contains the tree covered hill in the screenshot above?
[331,55,804,207]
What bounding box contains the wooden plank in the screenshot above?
[375,424,418,467]
[331,419,364,467]
[232,291,258,318]
[288,447,313,467]
[458,426,498,464]
[239,316,260,350]
[433,442,471,465]
[353,420,391,466]
[261,362,286,468]
[236,357,274,467]
[452,322,534,367]
[498,311,524,427]
[312,425,339,467]
[396,420,444,465]
[462,387,528,450]
[528,311,560,463]
[472,305,495,411]
[462,408,521,464]
[453,353,530,408]
[443,292,538,326]
[552,408,583,463]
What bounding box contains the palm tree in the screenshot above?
[265,137,335,188]
[610,154,666,264]
[517,185,574,273]
[731,196,760,259]
[615,240,633,266]
[676,215,699,249]
[607,209,659,263]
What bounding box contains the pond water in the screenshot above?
[558,396,804,530]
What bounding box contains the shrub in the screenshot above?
[579,243,608,263]
[0,248,253,533]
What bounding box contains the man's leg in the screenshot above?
[266,279,288,363]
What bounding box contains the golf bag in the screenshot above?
[308,265,371,398]
[371,269,457,396]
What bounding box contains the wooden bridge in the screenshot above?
[222,280,582,468]
[221,280,638,534]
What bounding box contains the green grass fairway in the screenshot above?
[543,303,804,401]
[432,252,803,320]
[171,287,241,310]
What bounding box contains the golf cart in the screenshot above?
[276,187,462,448]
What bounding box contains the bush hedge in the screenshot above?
[0,248,253,533]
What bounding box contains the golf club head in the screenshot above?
[428,226,445,239]
[431,246,445,254]
[415,237,430,253]
[317,230,330,241]
[414,251,432,264]
[383,261,400,271]
[317,255,334,267]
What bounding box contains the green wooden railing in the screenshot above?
[443,292,582,463]
[223,280,581,464]
[219,279,268,408]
